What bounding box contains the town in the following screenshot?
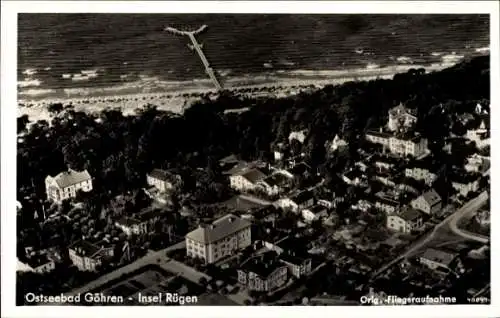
[16,53,490,306]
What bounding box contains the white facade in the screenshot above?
[45,169,93,203]
[452,180,480,197]
[387,215,422,233]
[230,175,256,192]
[147,175,173,192]
[405,167,438,185]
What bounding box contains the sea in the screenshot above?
[17,14,490,96]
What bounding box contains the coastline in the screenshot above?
[17,62,457,124]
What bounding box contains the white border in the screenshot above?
[2,1,499,318]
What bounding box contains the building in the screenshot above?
[45,169,92,202]
[301,205,328,223]
[68,240,114,272]
[279,251,312,279]
[411,189,442,215]
[146,169,181,193]
[257,173,291,196]
[451,172,481,197]
[374,192,401,214]
[464,154,490,173]
[115,209,162,236]
[405,166,438,186]
[419,248,460,273]
[387,103,417,132]
[465,120,490,149]
[185,214,252,264]
[237,251,288,292]
[327,134,348,152]
[342,169,365,186]
[17,253,56,274]
[230,168,267,192]
[387,208,424,234]
[366,130,428,158]
[288,130,308,144]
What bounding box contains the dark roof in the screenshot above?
[186,214,251,244]
[287,162,311,177]
[420,189,442,206]
[48,169,91,188]
[240,251,285,278]
[389,104,417,117]
[280,252,310,266]
[420,248,458,266]
[136,208,163,222]
[219,154,239,165]
[344,169,363,180]
[225,162,250,175]
[276,236,310,254]
[69,240,102,258]
[148,169,179,182]
[25,254,53,268]
[241,168,267,183]
[309,205,327,213]
[366,130,392,138]
[291,190,314,205]
[374,192,400,207]
[261,173,290,187]
[399,208,423,221]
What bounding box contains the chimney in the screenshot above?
[228,216,234,223]
[379,127,383,133]
[210,224,215,230]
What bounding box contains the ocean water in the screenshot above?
[18,14,489,91]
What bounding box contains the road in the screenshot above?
[369,192,489,282]
[63,240,210,298]
[448,191,489,244]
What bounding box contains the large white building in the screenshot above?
[229,168,267,192]
[387,208,424,234]
[411,189,442,215]
[45,169,92,202]
[146,169,180,193]
[68,240,114,272]
[366,130,428,158]
[185,214,252,264]
[387,104,418,132]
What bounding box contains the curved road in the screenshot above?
[448,191,489,244]
[369,191,489,281]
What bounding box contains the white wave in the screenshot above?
[366,63,379,70]
[18,78,42,88]
[22,68,37,76]
[396,56,413,64]
[431,52,444,57]
[19,88,56,96]
[475,47,490,53]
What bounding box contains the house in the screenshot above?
[286,162,311,179]
[272,143,287,161]
[301,205,328,223]
[68,240,114,272]
[405,165,439,186]
[457,113,475,126]
[229,168,267,192]
[115,209,162,236]
[465,119,490,149]
[373,192,401,214]
[279,250,312,279]
[237,251,288,292]
[464,154,490,173]
[419,248,460,273]
[342,169,364,186]
[291,191,315,212]
[351,199,372,212]
[450,172,481,197]
[185,214,252,264]
[327,134,348,152]
[366,129,428,158]
[387,103,417,132]
[387,208,424,234]
[411,189,442,215]
[288,130,308,144]
[147,169,181,193]
[257,173,291,196]
[45,169,93,202]
[17,253,56,274]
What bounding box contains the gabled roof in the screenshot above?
[48,169,91,189]
[148,169,179,182]
[240,251,285,278]
[261,173,290,188]
[241,168,267,183]
[69,240,102,258]
[420,189,442,206]
[420,248,458,267]
[291,190,314,205]
[186,214,251,244]
[399,208,423,222]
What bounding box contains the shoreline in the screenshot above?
[17,62,456,124]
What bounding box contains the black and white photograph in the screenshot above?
[1,1,499,318]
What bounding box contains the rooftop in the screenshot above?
[261,173,290,188]
[186,214,251,244]
[48,169,91,189]
[240,251,284,278]
[69,240,102,258]
[148,169,179,183]
[399,208,424,222]
[420,248,458,267]
[241,168,267,183]
[25,253,53,269]
[420,189,442,206]
[291,190,315,205]
[288,162,311,176]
